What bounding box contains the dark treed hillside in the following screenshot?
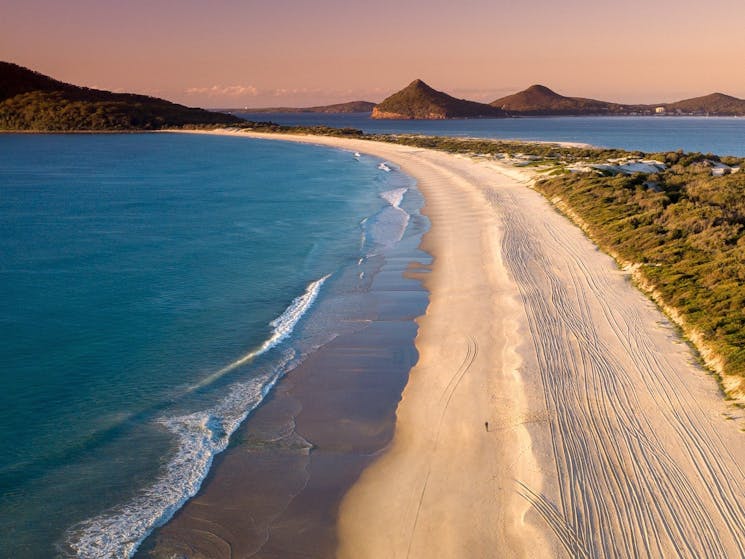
[0,61,242,131]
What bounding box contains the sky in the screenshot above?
[3,0,745,108]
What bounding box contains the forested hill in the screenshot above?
[490,84,639,115]
[0,61,242,131]
[372,79,506,119]
[662,93,745,116]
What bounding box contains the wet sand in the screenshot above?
[148,130,745,559]
[138,146,430,557]
[141,315,423,558]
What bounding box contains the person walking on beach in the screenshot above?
[485,421,489,432]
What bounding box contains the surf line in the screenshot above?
[187,273,331,392]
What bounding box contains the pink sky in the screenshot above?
[3,0,745,108]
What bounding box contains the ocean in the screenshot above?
[0,132,426,558]
[234,113,745,156]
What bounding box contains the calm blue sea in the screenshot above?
[0,133,421,558]
[235,113,745,156]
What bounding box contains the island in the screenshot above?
[370,79,506,119]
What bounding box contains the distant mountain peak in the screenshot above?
[372,79,505,120]
[405,79,435,92]
[705,92,735,100]
[491,84,622,115]
[663,91,745,115]
[524,84,559,95]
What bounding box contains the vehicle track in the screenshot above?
[288,139,745,559]
[477,178,745,558]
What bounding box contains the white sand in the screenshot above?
[178,129,745,558]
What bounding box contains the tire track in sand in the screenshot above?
[474,173,745,558]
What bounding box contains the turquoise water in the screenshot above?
[0,133,420,557]
[236,113,745,156]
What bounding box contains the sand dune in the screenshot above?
[179,130,745,558]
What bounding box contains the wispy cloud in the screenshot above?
[272,87,316,97]
[185,84,259,97]
[182,84,388,106]
[270,86,389,99]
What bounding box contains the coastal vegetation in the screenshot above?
[532,155,745,398]
[388,135,745,398]
[0,61,241,131]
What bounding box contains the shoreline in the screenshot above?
[152,129,556,556]
[138,131,433,557]
[152,129,745,557]
[221,127,745,406]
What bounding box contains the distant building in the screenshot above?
[655,106,666,114]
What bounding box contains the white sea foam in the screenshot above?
[362,188,411,250]
[187,274,330,391]
[378,162,391,172]
[359,217,368,251]
[379,187,408,209]
[65,275,330,559]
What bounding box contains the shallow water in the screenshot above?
[0,133,423,557]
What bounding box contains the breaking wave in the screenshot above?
[64,275,330,558]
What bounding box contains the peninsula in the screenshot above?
[0,61,241,131]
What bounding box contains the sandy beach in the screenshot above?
[151,129,745,558]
